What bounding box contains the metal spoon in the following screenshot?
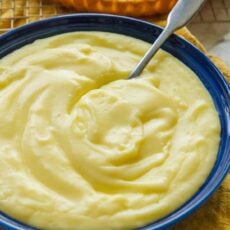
[129,0,206,79]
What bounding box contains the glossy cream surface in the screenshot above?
[0,32,220,229]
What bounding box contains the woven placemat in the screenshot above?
[0,0,229,229]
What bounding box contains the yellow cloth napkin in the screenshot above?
[0,1,229,229]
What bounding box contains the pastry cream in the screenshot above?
[0,32,220,229]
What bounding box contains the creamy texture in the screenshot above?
[0,32,220,229]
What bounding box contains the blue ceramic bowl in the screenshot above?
[0,14,229,230]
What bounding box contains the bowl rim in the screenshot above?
[0,13,229,230]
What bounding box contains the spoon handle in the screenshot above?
[128,0,206,79]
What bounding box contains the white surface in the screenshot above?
[210,33,230,67]
[188,0,230,67]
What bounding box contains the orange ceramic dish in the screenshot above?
[57,0,177,16]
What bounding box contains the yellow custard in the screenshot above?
[0,32,220,229]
